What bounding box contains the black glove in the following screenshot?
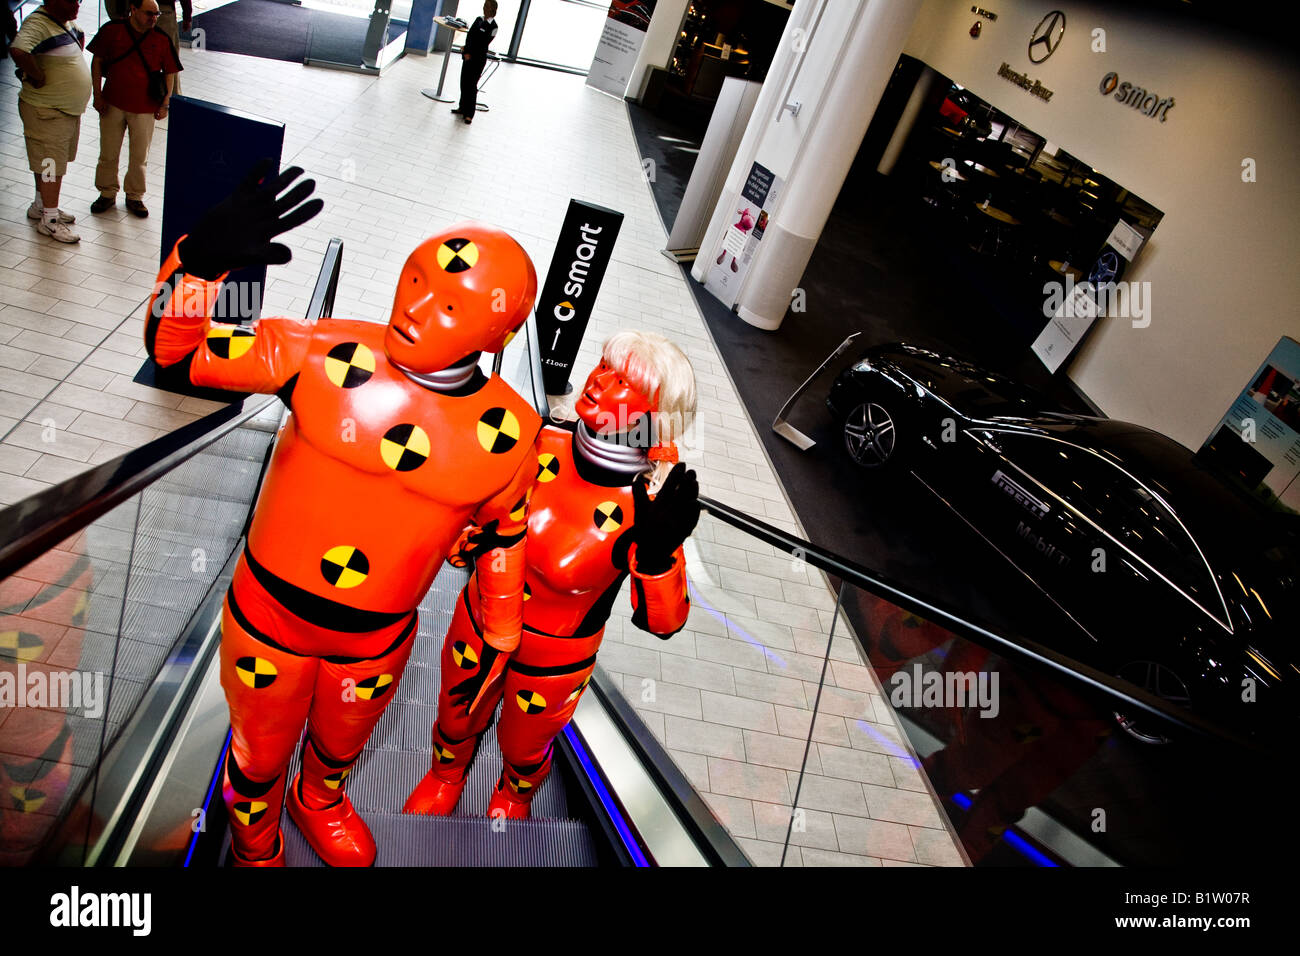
[178,159,323,280]
[448,642,505,716]
[631,463,700,575]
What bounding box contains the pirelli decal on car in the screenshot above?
[992,469,1050,518]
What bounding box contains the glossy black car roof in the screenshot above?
[864,343,1298,564]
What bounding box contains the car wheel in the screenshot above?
[1112,659,1193,746]
[842,401,900,469]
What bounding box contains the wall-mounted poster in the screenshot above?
[586,0,659,97]
[704,161,783,309]
[1199,336,1300,513]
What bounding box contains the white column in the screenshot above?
[693,0,923,330]
[627,0,691,100]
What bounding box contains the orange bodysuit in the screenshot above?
[145,236,541,864]
[406,420,689,814]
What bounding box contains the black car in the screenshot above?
[827,343,1298,743]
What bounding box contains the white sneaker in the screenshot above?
[27,202,76,224]
[36,218,80,243]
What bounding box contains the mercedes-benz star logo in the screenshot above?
[1028,10,1066,64]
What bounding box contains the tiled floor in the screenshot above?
[0,30,966,866]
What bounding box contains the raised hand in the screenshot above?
[178,159,324,280]
[631,463,700,575]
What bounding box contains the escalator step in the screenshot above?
[281,810,598,867]
[332,735,574,820]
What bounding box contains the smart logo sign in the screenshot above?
[1100,72,1176,122]
[535,199,624,394]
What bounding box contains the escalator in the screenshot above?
[216,563,611,867]
[0,241,741,869]
[1,241,1282,871]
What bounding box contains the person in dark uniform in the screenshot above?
[452,0,496,124]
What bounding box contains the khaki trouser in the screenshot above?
[96,104,156,201]
[156,7,182,96]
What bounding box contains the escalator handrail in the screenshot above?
[0,238,346,582]
[696,495,1264,752]
[0,394,278,581]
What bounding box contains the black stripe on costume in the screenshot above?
[508,653,598,678]
[460,586,485,638]
[228,585,416,663]
[297,772,342,811]
[322,610,416,664]
[227,586,306,657]
[226,748,280,798]
[571,571,628,638]
[244,547,408,632]
[505,750,550,776]
[304,736,360,769]
[465,525,526,555]
[434,720,475,746]
[277,372,300,405]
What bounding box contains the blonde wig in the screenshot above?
[597,330,697,494]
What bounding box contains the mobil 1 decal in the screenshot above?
[536,199,624,395]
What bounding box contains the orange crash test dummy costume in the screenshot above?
[405,331,700,819]
[143,163,541,865]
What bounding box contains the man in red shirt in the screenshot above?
[87,0,180,218]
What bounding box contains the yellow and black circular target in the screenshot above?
[323,768,351,791]
[507,775,533,794]
[433,742,456,764]
[232,800,268,826]
[515,689,547,715]
[523,582,532,602]
[536,453,560,482]
[477,407,521,454]
[380,423,431,472]
[235,656,278,689]
[8,786,45,813]
[356,674,394,700]
[324,342,376,389]
[0,631,43,662]
[436,237,479,273]
[509,495,528,523]
[450,640,478,670]
[320,546,369,589]
[593,501,624,533]
[566,675,591,705]
[206,325,256,360]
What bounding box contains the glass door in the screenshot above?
[514,0,609,72]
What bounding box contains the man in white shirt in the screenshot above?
[10,0,93,243]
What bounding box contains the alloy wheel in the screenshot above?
[844,402,897,468]
[1113,659,1193,746]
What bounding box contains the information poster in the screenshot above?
[704,161,783,309]
[586,0,659,97]
[1031,281,1099,373]
[1199,336,1300,512]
